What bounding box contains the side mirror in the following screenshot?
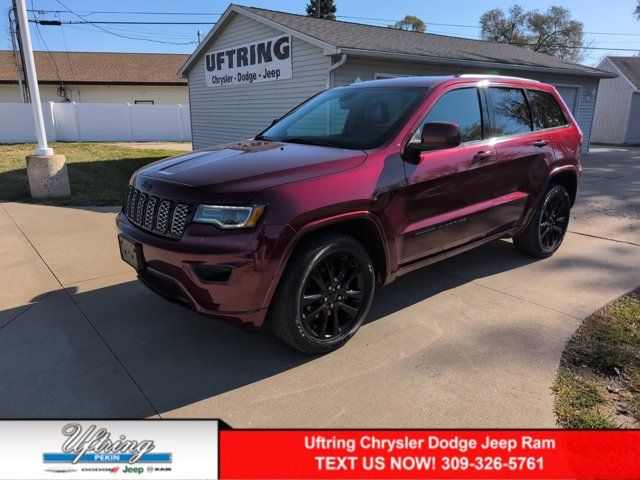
[405,122,461,158]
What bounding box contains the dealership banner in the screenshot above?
[1,423,640,479]
[221,429,640,479]
[0,421,218,479]
[204,35,292,87]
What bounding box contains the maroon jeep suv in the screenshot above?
[117,75,582,354]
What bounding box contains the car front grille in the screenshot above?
[123,186,192,239]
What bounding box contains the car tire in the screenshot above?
[269,232,375,354]
[513,183,571,258]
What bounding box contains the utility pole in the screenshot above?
[197,30,202,45]
[9,1,29,102]
[14,0,70,198]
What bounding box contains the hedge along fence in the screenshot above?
[0,102,191,143]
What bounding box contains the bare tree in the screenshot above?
[392,15,426,33]
[480,4,585,63]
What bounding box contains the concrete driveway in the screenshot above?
[1,146,638,426]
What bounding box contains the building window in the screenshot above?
[134,100,154,105]
[374,73,409,80]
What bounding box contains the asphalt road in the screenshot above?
[0,145,638,426]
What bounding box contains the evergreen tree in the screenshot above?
[306,0,337,20]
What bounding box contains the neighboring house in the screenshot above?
[179,5,614,153]
[0,51,189,104]
[592,56,640,144]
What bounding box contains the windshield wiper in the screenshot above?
[254,134,277,141]
[282,137,336,148]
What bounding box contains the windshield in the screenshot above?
[258,86,427,150]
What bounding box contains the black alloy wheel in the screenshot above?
[538,189,570,252]
[513,183,571,258]
[299,252,366,340]
[270,233,375,354]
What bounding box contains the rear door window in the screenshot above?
[488,87,533,137]
[527,90,568,130]
[413,87,483,143]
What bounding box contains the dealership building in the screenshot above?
[179,5,614,152]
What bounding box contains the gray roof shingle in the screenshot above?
[241,5,610,77]
[607,57,640,89]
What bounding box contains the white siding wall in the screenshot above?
[186,13,330,149]
[333,58,600,154]
[591,58,634,144]
[0,84,187,104]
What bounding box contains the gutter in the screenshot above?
[326,53,347,89]
[338,48,617,80]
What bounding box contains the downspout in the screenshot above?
[326,53,347,89]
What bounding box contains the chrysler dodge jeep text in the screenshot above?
[117,75,582,354]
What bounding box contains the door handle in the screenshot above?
[472,150,493,166]
[533,139,549,148]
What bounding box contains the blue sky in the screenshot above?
[2,0,640,66]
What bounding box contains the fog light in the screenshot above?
[191,264,233,283]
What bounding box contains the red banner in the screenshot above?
[220,430,640,479]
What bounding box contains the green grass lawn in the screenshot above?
[0,143,182,206]
[553,289,640,428]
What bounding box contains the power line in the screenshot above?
[27,9,222,16]
[32,12,63,83]
[27,6,640,54]
[27,8,640,39]
[30,20,214,25]
[52,0,197,46]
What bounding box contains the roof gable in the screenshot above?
[606,57,640,90]
[179,4,613,79]
[178,5,336,77]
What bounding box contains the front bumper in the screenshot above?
[116,212,292,327]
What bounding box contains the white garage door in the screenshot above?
[555,86,579,113]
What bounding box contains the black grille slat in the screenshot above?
[128,190,139,219]
[144,196,158,229]
[170,204,190,237]
[123,187,191,239]
[125,186,134,214]
[135,193,147,225]
[155,200,172,234]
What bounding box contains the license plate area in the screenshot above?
[118,234,145,272]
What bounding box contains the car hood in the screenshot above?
[133,139,367,204]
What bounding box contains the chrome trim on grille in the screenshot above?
[122,187,191,239]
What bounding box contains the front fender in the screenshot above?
[259,211,392,311]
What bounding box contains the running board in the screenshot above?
[396,227,519,277]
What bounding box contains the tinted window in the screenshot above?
[489,87,532,136]
[413,88,483,143]
[260,87,426,150]
[528,90,568,129]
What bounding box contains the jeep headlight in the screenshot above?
[192,204,265,229]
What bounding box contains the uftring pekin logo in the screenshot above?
[42,423,172,465]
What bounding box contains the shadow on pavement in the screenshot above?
[0,239,541,418]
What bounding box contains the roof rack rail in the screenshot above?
[457,74,541,82]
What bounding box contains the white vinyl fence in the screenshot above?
[0,102,191,143]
